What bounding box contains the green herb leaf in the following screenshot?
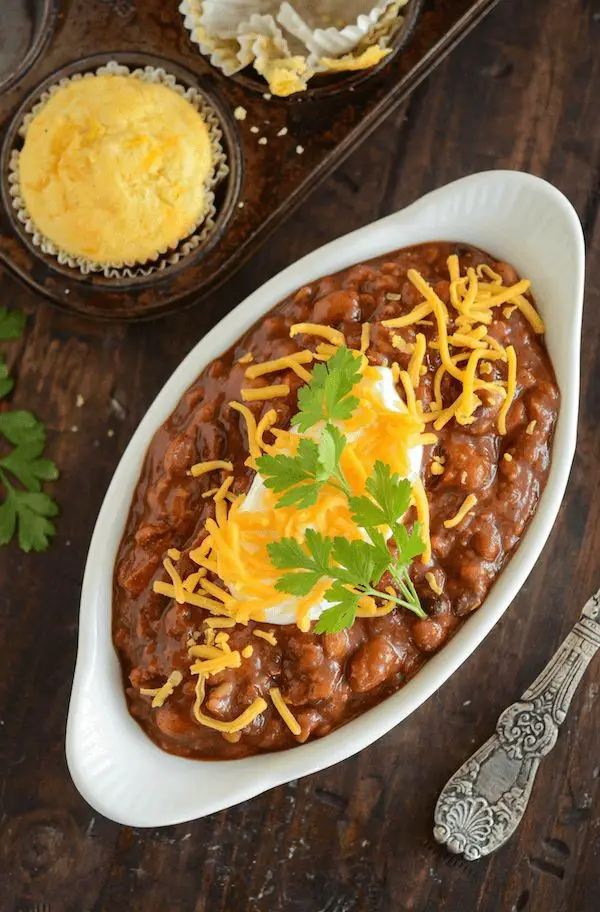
[317,422,346,479]
[394,521,426,565]
[0,410,46,450]
[0,307,26,341]
[268,537,315,571]
[315,584,360,634]
[0,308,59,552]
[0,448,59,493]
[13,489,58,552]
[0,356,14,400]
[275,570,323,597]
[365,460,413,528]
[269,532,334,597]
[291,346,362,432]
[0,496,17,545]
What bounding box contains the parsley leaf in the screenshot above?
[350,460,412,530]
[270,524,425,634]
[349,460,425,561]
[0,446,58,492]
[292,345,361,432]
[257,438,321,508]
[269,529,334,596]
[0,355,14,400]
[257,425,349,510]
[394,521,427,565]
[317,422,346,478]
[0,307,26,341]
[0,307,59,552]
[0,485,58,552]
[0,410,47,450]
[315,584,360,634]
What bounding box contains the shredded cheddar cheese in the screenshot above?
[412,477,431,563]
[214,475,234,502]
[407,333,426,387]
[229,400,260,458]
[253,629,278,645]
[241,645,254,658]
[256,409,278,451]
[241,384,290,402]
[444,494,478,529]
[270,687,301,736]
[244,351,313,381]
[238,352,253,364]
[163,557,185,605]
[190,459,233,478]
[183,570,206,592]
[290,322,345,346]
[497,345,517,435]
[140,670,183,708]
[360,323,371,354]
[526,420,537,434]
[425,572,443,595]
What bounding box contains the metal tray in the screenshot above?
[0,0,500,321]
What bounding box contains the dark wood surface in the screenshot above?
[1,0,599,908]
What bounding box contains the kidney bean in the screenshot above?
[348,636,403,693]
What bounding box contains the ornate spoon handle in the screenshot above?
[433,587,600,860]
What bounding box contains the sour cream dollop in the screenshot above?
[234,366,423,626]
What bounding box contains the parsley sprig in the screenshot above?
[291,345,361,432]
[257,423,347,508]
[256,345,426,633]
[0,308,59,552]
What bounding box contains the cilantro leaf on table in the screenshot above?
[0,486,58,552]
[292,345,361,432]
[0,307,26,341]
[0,411,57,493]
[0,355,14,400]
[0,410,47,450]
[0,305,60,552]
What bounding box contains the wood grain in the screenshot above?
[1,0,599,909]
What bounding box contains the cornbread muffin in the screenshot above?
[18,75,215,266]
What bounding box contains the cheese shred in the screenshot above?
[241,384,290,402]
[290,322,345,346]
[140,670,183,708]
[190,459,233,478]
[270,687,301,736]
[253,629,278,645]
[444,494,478,529]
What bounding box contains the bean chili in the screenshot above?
[113,241,559,759]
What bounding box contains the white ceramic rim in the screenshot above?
[67,170,585,827]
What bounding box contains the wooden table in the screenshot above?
[1,0,599,908]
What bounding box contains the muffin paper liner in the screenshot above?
[7,61,229,278]
[180,0,410,95]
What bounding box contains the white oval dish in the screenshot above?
[67,170,585,827]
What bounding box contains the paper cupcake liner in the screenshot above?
[180,0,410,94]
[7,61,229,279]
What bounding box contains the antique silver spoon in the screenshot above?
[433,586,600,860]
